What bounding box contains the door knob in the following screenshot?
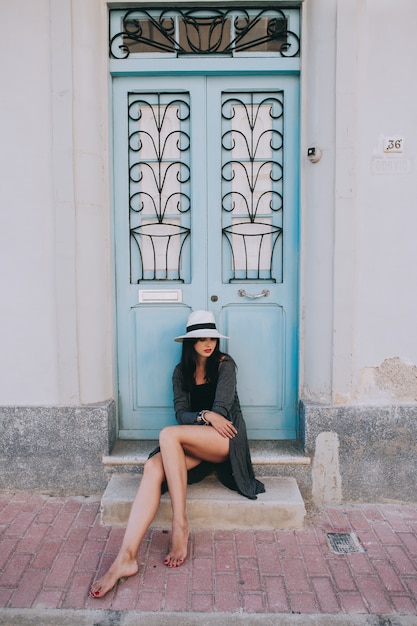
[210,295,218,302]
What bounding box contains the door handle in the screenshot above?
[238,289,270,299]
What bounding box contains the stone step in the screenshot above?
[100,473,306,530]
[102,439,311,475]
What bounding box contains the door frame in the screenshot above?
[110,49,301,440]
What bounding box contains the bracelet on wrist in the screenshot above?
[197,410,210,425]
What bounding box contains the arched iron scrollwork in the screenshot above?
[110,8,300,58]
[128,93,191,282]
[221,93,284,282]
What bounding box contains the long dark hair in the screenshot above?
[180,338,227,391]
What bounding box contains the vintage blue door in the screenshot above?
[113,73,299,439]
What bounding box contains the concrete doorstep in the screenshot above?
[100,474,306,530]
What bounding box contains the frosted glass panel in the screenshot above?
[128,93,191,283]
[221,92,284,282]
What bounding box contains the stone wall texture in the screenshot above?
[301,401,417,502]
[0,402,116,495]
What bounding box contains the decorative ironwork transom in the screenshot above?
[128,92,191,283]
[110,7,300,58]
[221,92,284,282]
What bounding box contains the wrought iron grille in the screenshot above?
[128,93,191,282]
[110,8,300,58]
[327,533,364,554]
[221,92,284,282]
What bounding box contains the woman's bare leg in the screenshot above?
[90,453,165,597]
[91,449,204,597]
[158,425,230,568]
[91,424,231,593]
[159,428,189,567]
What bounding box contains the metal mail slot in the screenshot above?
[138,289,183,304]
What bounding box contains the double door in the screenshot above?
[113,74,299,439]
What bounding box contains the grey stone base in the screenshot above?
[300,400,417,503]
[2,399,415,502]
[0,401,116,495]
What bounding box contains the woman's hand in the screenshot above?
[206,412,237,439]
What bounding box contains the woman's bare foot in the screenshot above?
[164,522,189,568]
[90,553,139,598]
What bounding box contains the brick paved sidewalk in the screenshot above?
[0,490,417,617]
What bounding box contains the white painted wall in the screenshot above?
[301,0,417,404]
[0,0,416,408]
[0,0,113,405]
[0,2,60,404]
[301,0,337,403]
[71,0,113,404]
[354,0,417,401]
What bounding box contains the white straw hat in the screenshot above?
[174,310,228,342]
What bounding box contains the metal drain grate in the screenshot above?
[326,532,364,554]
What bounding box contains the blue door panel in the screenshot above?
[223,304,284,409]
[113,73,299,439]
[122,305,190,437]
[222,304,295,439]
[131,305,186,409]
